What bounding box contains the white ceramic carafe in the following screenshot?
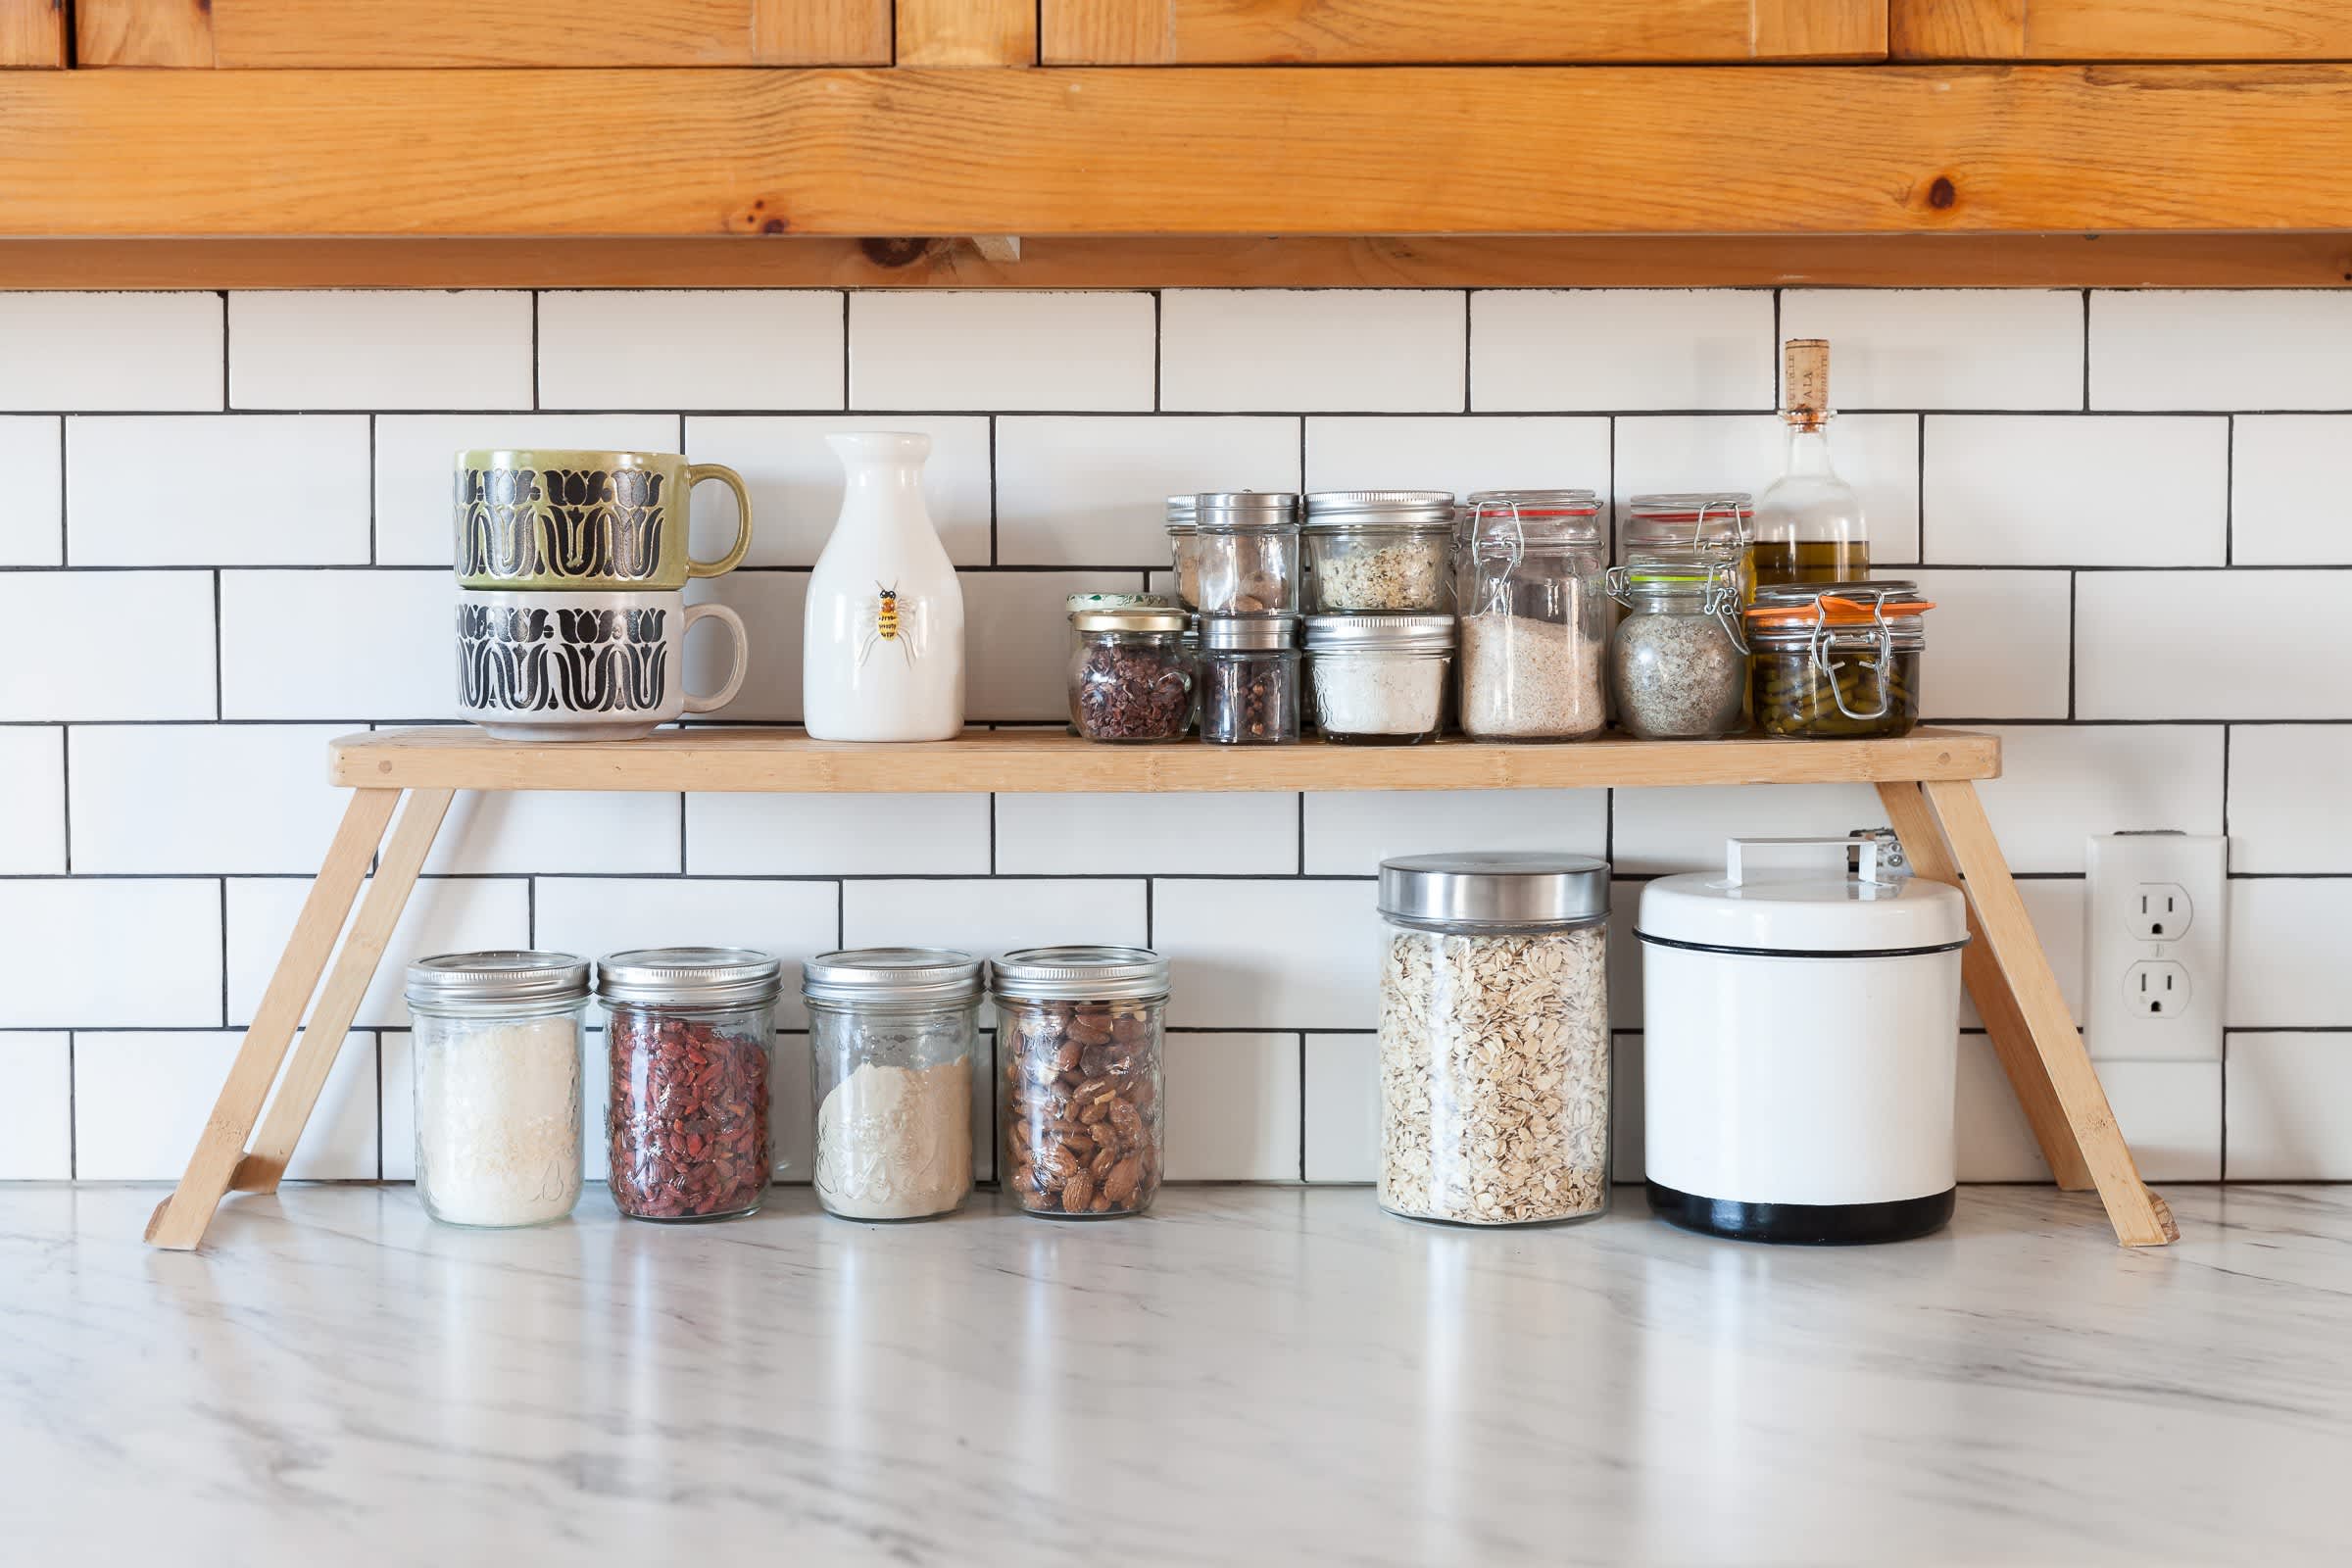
[803,431,966,741]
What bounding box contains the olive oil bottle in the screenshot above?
[1753,338,1869,586]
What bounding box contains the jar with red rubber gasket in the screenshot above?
[598,947,779,1222]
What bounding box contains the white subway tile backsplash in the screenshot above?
[0,293,222,412]
[962,570,1141,721]
[1156,879,1382,1029]
[379,1029,416,1181]
[684,416,992,567]
[68,416,370,566]
[531,876,839,1029]
[1779,290,2084,410]
[995,793,1298,876]
[2228,881,2352,1029]
[1962,879,2084,1029]
[686,793,990,876]
[1304,416,1609,501]
[1472,290,1775,412]
[996,416,1299,565]
[842,878,1147,965]
[0,416,62,565]
[226,875,528,1030]
[220,569,451,719]
[850,292,1154,412]
[1161,291,1465,413]
[1956,1044,2220,1183]
[1609,784,1889,876]
[1162,1032,1301,1181]
[2227,1032,2352,1179]
[538,290,844,411]
[230,291,532,410]
[1302,1033,1376,1183]
[1301,789,1605,876]
[1953,1035,2051,1182]
[2077,570,2352,719]
[2229,727,2352,873]
[1973,725,2224,874]
[0,1036,72,1179]
[373,414,682,565]
[2092,290,2352,411]
[684,571,806,720]
[70,723,349,874]
[0,727,65,873]
[74,1030,377,1181]
[0,571,216,721]
[2230,416,2352,565]
[1612,414,1921,564]
[1923,416,2227,565]
[0,880,221,1028]
[1904,570,2072,720]
[426,788,683,876]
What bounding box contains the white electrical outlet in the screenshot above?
[2084,832,2227,1061]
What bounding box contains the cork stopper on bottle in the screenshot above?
[1784,338,1831,424]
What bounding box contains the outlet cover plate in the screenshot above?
[2084,832,2227,1061]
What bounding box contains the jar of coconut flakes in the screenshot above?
[1454,491,1608,742]
[1376,855,1611,1226]
[407,952,589,1229]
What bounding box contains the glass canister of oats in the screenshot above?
[1375,853,1611,1227]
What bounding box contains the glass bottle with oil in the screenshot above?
[1753,338,1868,585]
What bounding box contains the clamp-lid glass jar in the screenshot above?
[407,951,590,1229]
[1455,490,1608,742]
[1377,855,1612,1226]
[1302,490,1454,612]
[1193,491,1300,615]
[992,946,1170,1218]
[1605,564,1749,741]
[1745,581,1933,739]
[1070,607,1193,743]
[599,946,780,1222]
[1199,613,1300,744]
[1623,492,1756,605]
[804,948,981,1222]
[1305,612,1453,745]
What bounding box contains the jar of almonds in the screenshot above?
[991,946,1169,1218]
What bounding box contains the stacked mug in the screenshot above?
[454,449,756,741]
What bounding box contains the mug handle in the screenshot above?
[681,603,750,715]
[684,464,754,579]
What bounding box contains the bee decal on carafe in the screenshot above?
[857,580,922,669]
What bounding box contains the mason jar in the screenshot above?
[1193,491,1300,615]
[1198,613,1301,744]
[1304,612,1453,745]
[1605,564,1749,741]
[1165,494,1201,610]
[1377,855,1612,1227]
[992,946,1169,1218]
[1623,491,1756,606]
[1302,490,1454,612]
[407,951,589,1229]
[1455,490,1608,742]
[1069,607,1193,743]
[804,949,981,1222]
[598,947,780,1222]
[1745,580,1932,739]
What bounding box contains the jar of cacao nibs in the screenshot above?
[1069,607,1194,743]
[597,947,780,1222]
[1198,613,1300,745]
[991,946,1170,1219]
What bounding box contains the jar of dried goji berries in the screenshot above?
[991,946,1169,1219]
[597,947,780,1222]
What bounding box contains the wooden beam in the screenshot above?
[1893,0,2352,61]
[10,66,2352,238]
[1888,0,2025,59]
[754,0,890,64]
[0,0,68,68]
[899,0,1037,66]
[5,233,2350,290]
[74,0,216,65]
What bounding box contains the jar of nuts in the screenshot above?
[991,946,1170,1219]
[1069,607,1194,743]
[1198,614,1301,745]
[1193,491,1300,616]
[598,947,780,1222]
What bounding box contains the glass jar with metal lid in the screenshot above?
[1623,491,1757,605]
[407,951,590,1229]
[1604,563,1749,741]
[1302,490,1454,612]
[1164,495,1201,610]
[1193,491,1300,615]
[598,947,780,1221]
[1745,580,1933,739]
[1455,490,1608,742]
[1376,855,1612,1227]
[1198,613,1300,744]
[1069,606,1193,743]
[992,946,1171,1218]
[1304,612,1453,745]
[804,949,981,1222]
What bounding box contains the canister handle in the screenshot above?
[1723,836,1885,887]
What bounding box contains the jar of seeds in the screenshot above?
[1199,614,1300,744]
[1302,491,1454,612]
[1605,564,1748,740]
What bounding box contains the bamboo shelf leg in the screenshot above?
[232,787,456,1195]
[145,788,404,1251]
[1920,779,2178,1249]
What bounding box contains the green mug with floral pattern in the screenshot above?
[455,449,753,591]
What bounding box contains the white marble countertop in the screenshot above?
[5,1183,2346,1565]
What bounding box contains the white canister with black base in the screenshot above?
[1638,837,1967,1245]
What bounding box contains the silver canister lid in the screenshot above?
[1304,612,1456,652]
[1200,614,1299,651]
[406,951,591,1006]
[1378,853,1611,931]
[1196,491,1300,529]
[1165,494,1199,534]
[1302,490,1456,531]
[596,947,784,1008]
[803,947,983,1006]
[990,945,1171,1003]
